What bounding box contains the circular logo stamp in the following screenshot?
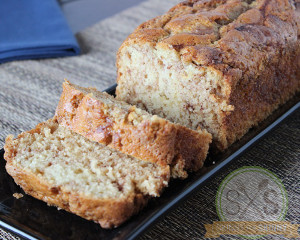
[216,166,288,237]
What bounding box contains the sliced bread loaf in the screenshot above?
[116,0,300,151]
[55,81,212,178]
[4,118,169,228]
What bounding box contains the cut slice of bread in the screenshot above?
[4,118,170,228]
[55,81,212,178]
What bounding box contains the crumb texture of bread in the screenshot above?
[4,119,170,228]
[55,81,212,178]
[116,0,300,151]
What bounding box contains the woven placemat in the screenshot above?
[0,0,299,239]
[0,228,20,240]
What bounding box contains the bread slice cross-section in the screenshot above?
[4,118,170,228]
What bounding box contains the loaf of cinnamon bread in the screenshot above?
[116,0,300,151]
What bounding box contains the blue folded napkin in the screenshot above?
[0,0,80,64]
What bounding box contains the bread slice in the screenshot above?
[116,0,300,151]
[4,118,169,228]
[55,81,212,178]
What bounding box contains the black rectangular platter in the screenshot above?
[0,84,299,240]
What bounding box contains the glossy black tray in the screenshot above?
[0,85,299,240]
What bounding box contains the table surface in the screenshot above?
[0,1,299,239]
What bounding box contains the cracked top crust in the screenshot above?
[121,0,298,77]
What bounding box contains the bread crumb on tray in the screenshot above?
[13,193,24,199]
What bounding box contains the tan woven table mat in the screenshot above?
[0,228,20,240]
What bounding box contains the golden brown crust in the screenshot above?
[55,82,212,178]
[117,0,300,151]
